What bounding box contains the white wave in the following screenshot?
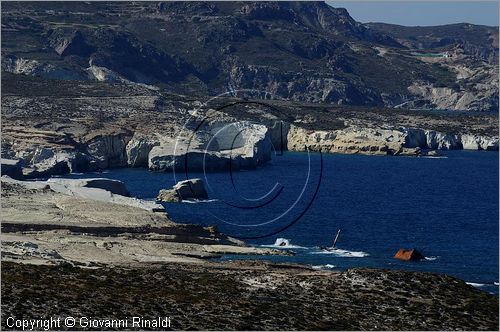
[311,264,336,270]
[425,256,438,261]
[182,199,218,204]
[274,238,290,246]
[466,282,486,288]
[260,238,308,249]
[310,248,369,258]
[494,282,499,286]
[422,156,448,159]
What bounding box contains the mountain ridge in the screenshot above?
[1,1,498,111]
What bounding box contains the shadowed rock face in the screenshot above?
[1,1,498,111]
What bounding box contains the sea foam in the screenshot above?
[311,264,336,270]
[260,238,307,249]
[310,248,369,258]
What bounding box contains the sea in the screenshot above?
[62,150,499,295]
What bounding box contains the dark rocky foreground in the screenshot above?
[1,261,498,331]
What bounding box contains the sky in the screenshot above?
[328,1,499,26]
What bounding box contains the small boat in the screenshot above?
[320,229,341,251]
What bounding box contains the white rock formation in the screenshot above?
[86,133,132,169]
[126,133,160,167]
[425,130,462,150]
[403,128,498,150]
[287,125,413,155]
[148,121,272,171]
[287,124,499,155]
[2,176,164,212]
[47,178,130,196]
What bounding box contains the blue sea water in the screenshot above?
[63,151,499,294]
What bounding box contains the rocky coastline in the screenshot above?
[1,2,499,329]
[3,118,498,179]
[2,76,498,179]
[1,153,498,330]
[1,178,499,330]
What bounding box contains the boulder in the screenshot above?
[157,189,181,203]
[395,147,421,156]
[394,248,425,261]
[81,178,130,196]
[157,178,208,202]
[425,150,442,157]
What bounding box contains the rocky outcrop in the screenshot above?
[86,132,133,169]
[424,150,443,157]
[157,178,208,202]
[1,55,88,80]
[2,176,163,212]
[404,128,499,151]
[460,134,499,151]
[405,59,499,112]
[126,133,160,167]
[267,121,290,152]
[286,124,498,156]
[402,128,463,150]
[148,121,273,172]
[9,147,100,179]
[49,30,94,57]
[20,149,73,178]
[287,125,419,156]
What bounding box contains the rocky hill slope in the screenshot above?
[2,261,498,330]
[367,22,499,64]
[1,1,498,111]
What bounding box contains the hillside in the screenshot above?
[1,1,498,111]
[366,22,499,64]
